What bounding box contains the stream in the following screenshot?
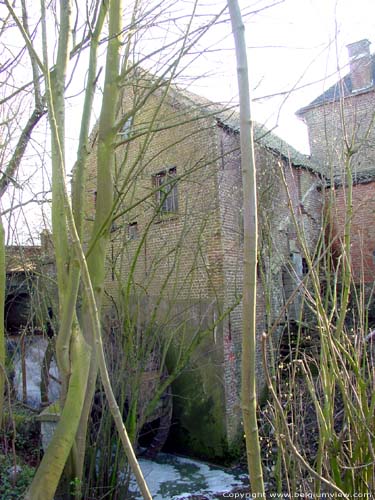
[9,336,60,407]
[128,452,248,499]
[8,337,249,498]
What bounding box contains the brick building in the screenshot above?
[86,74,322,459]
[6,38,374,462]
[297,39,375,294]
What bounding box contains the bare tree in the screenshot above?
[0,2,46,426]
[227,0,265,495]
[2,1,232,498]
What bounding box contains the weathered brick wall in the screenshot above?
[215,127,246,443]
[86,84,233,458]
[86,88,225,307]
[216,127,323,442]
[86,81,323,456]
[302,89,375,178]
[301,85,375,286]
[330,180,375,283]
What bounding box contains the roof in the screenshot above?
[88,70,317,173]
[6,245,42,273]
[296,54,375,115]
[166,85,317,172]
[330,167,375,188]
[217,112,317,171]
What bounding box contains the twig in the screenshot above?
[261,331,348,497]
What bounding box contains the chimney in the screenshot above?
[346,39,373,92]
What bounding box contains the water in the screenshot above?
[9,337,249,498]
[128,452,248,499]
[10,336,60,407]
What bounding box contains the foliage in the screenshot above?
[0,455,35,500]
[0,407,39,499]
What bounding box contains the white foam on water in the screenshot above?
[13,337,60,407]
[129,453,248,499]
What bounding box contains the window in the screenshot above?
[127,222,138,240]
[154,167,178,214]
[291,252,308,278]
[302,257,308,276]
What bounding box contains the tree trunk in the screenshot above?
[25,327,91,500]
[227,0,265,495]
[0,218,5,427]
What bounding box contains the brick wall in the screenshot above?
[302,88,375,179]
[86,88,225,306]
[301,83,375,287]
[330,180,375,283]
[86,83,234,458]
[86,80,323,457]
[216,126,323,442]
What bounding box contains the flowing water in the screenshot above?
[8,337,248,498]
[9,336,60,407]
[128,452,248,499]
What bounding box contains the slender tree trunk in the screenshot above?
[76,0,122,476]
[0,217,5,427]
[25,2,92,498]
[227,0,265,495]
[24,327,91,500]
[71,1,107,480]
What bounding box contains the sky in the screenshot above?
[2,0,375,242]
[189,0,375,153]
[59,0,375,156]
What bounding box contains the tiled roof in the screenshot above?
[296,54,375,115]
[217,112,317,171]
[168,86,317,172]
[330,167,375,187]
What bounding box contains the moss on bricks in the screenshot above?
[167,363,228,460]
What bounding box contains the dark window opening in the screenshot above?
[302,257,308,276]
[154,167,178,214]
[5,292,31,333]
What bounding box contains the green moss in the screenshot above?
[160,301,244,462]
[1,405,40,468]
[168,365,228,460]
[2,405,38,436]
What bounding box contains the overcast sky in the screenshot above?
[3,0,375,241]
[190,0,375,153]
[61,0,375,155]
